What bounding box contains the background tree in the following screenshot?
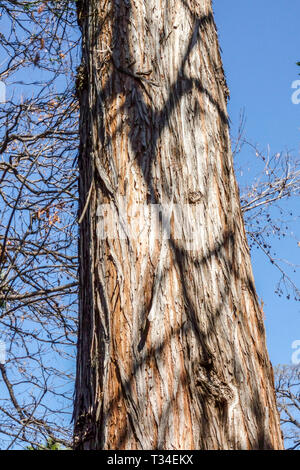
[0,0,298,450]
[232,112,300,302]
[74,0,283,449]
[275,365,300,450]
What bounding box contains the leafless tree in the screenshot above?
[275,365,300,450]
[233,111,300,302]
[0,0,79,449]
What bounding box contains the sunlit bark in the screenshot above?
[74,0,283,450]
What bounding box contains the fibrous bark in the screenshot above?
[74,0,283,450]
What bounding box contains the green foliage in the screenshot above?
[26,438,69,450]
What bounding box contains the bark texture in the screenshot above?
[74,0,284,449]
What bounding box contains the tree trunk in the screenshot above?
[74,0,284,450]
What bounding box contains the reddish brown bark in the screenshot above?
[74,0,283,449]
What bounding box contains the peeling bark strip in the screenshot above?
[74,0,284,449]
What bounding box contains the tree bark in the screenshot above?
[74,0,284,450]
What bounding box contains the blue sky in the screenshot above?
[214,0,300,366]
